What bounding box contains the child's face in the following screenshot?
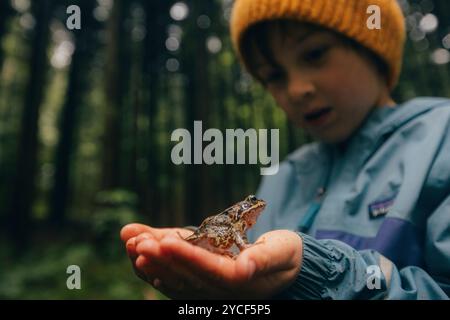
[250,22,395,143]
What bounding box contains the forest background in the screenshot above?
[0,0,449,299]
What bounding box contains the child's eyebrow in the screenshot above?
[294,30,333,46]
[295,30,320,45]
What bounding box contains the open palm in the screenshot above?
[120,223,303,299]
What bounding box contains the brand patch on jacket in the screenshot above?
[368,196,396,218]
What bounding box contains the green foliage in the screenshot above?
[90,189,141,259]
[0,240,155,299]
[0,188,163,300]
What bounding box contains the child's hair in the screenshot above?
[231,0,406,90]
[240,20,390,86]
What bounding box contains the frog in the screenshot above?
[180,195,266,258]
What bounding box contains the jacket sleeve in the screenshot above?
[279,195,450,300]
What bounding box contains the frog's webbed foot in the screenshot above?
[177,231,185,239]
[176,225,200,240]
[178,230,203,244]
[177,231,193,241]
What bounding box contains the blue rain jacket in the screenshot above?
[250,97,450,299]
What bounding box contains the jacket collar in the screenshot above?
[349,97,450,150]
[287,97,450,173]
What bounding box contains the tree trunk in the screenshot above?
[139,0,171,225]
[0,0,14,71]
[49,0,97,226]
[101,0,128,190]
[183,0,213,224]
[8,0,51,246]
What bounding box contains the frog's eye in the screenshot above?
[241,203,250,210]
[247,195,257,203]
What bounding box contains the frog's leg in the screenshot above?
[181,227,206,242]
[177,231,186,240]
[234,232,252,251]
[184,232,204,242]
[198,237,236,258]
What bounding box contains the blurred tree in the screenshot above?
[49,0,100,226]
[102,0,130,190]
[8,0,52,246]
[0,0,14,71]
[181,0,214,224]
[140,0,172,225]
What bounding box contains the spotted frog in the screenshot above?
[181,195,266,258]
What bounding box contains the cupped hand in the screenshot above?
[120,223,303,299]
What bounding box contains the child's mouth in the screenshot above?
[304,107,333,127]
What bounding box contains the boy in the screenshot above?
[121,0,450,299]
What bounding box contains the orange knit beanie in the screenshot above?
[230,0,406,90]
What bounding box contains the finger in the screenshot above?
[135,254,175,286]
[122,224,194,243]
[135,244,186,289]
[163,228,195,239]
[235,231,303,296]
[120,223,156,242]
[131,255,148,282]
[154,250,228,298]
[136,240,220,299]
[166,253,253,298]
[126,237,139,260]
[240,230,302,275]
[125,237,148,281]
[143,229,194,243]
[135,232,155,244]
[160,237,257,299]
[160,235,255,287]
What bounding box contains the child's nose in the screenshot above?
[287,75,315,106]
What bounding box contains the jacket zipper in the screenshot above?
[297,144,334,233]
[298,187,326,233]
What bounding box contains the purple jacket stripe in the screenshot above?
[315,217,425,269]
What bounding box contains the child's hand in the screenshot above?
[120,223,303,299]
[120,224,194,285]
